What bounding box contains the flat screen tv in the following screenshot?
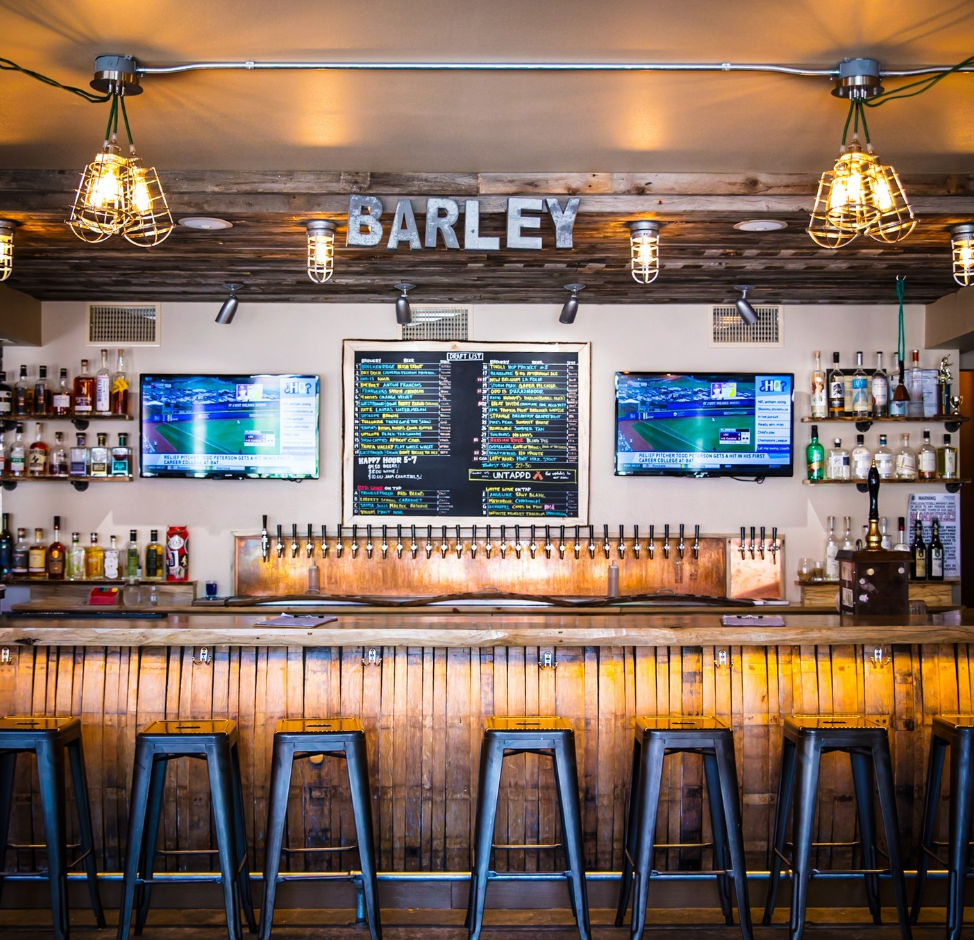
[139,374,319,479]
[615,371,794,478]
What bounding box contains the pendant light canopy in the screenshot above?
[952,224,974,288]
[628,220,660,284]
[0,220,14,282]
[394,282,415,325]
[306,220,337,283]
[559,283,585,324]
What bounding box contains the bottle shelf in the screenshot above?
[803,477,968,494]
[802,415,969,433]
[1,414,133,432]
[2,578,192,586]
[0,474,133,492]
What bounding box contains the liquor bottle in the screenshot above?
[937,433,959,480]
[144,529,164,580]
[851,433,871,480]
[13,364,33,415]
[918,429,937,481]
[69,433,89,477]
[908,348,925,418]
[89,432,109,477]
[828,352,844,418]
[85,533,105,579]
[27,421,48,476]
[0,370,11,417]
[0,512,12,578]
[928,518,945,581]
[806,424,824,480]
[94,348,111,414]
[841,515,855,552]
[874,434,894,479]
[880,516,892,550]
[103,535,120,580]
[32,365,50,415]
[110,349,129,416]
[0,431,8,475]
[871,352,889,418]
[893,516,910,552]
[810,350,827,419]
[827,437,850,480]
[73,359,94,415]
[52,367,73,416]
[11,527,28,578]
[47,516,65,580]
[889,352,910,417]
[125,529,141,579]
[8,422,25,477]
[111,433,132,477]
[911,514,927,580]
[851,351,870,417]
[28,527,46,579]
[50,431,68,477]
[824,515,839,580]
[66,533,85,580]
[894,432,917,480]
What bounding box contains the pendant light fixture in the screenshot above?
[559,283,585,324]
[394,282,415,325]
[215,282,243,324]
[734,284,759,325]
[306,220,337,283]
[627,220,660,284]
[951,224,974,287]
[0,220,15,281]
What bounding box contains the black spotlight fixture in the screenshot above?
[394,282,415,325]
[215,282,243,324]
[559,283,585,324]
[734,284,759,325]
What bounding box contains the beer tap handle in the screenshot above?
[618,524,626,559]
[290,523,299,558]
[759,525,766,559]
[471,524,478,559]
[749,525,756,559]
[410,524,418,559]
[425,525,433,559]
[529,524,537,560]
[486,524,493,558]
[677,523,685,559]
[663,524,670,559]
[739,526,746,559]
[632,524,641,559]
[395,524,403,559]
[500,524,508,559]
[306,523,314,558]
[320,524,329,557]
[514,524,522,559]
[336,523,344,558]
[558,524,566,559]
[365,524,374,559]
[544,525,552,559]
[455,525,463,559]
[771,526,779,564]
[261,515,270,563]
[276,524,284,559]
[440,525,449,559]
[351,524,360,559]
[588,525,596,559]
[380,524,389,559]
[648,524,655,560]
[602,524,611,559]
[573,524,581,560]
[692,524,700,560]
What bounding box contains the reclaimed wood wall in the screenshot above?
[0,643,971,883]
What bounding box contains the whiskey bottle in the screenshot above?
[8,422,25,477]
[69,433,89,477]
[9,527,27,578]
[51,367,73,416]
[50,431,68,477]
[89,432,109,477]
[66,533,85,580]
[13,364,33,415]
[84,533,105,579]
[28,527,46,579]
[917,429,937,481]
[937,433,959,480]
[32,365,51,415]
[0,370,11,417]
[103,535,120,580]
[851,351,870,417]
[894,432,917,480]
[94,348,111,414]
[110,349,129,416]
[73,359,94,415]
[27,422,48,477]
[144,529,164,580]
[871,351,889,418]
[928,518,945,581]
[810,350,827,419]
[47,516,65,580]
[0,512,12,578]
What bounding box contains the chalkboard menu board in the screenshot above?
[343,340,590,524]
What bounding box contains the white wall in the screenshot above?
[1,299,945,601]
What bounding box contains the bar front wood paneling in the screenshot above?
[0,640,970,885]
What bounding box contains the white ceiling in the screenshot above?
[1,0,973,175]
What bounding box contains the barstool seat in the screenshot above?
[261,718,381,940]
[116,719,257,940]
[763,715,911,940]
[467,716,590,940]
[911,714,974,940]
[0,716,106,940]
[615,716,752,940]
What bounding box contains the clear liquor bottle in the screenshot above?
[908,348,925,418]
[841,515,855,552]
[47,516,65,580]
[32,365,51,415]
[895,432,917,480]
[824,515,840,581]
[11,527,28,578]
[893,516,910,552]
[0,370,12,418]
[810,350,827,419]
[84,533,104,579]
[13,364,33,415]
[880,516,892,550]
[110,349,129,416]
[66,533,86,580]
[851,351,870,417]
[89,432,109,477]
[52,367,73,416]
[937,433,959,480]
[69,433,89,477]
[94,348,111,414]
[103,535,120,580]
[8,422,25,477]
[889,352,910,417]
[50,431,68,477]
[27,421,48,477]
[73,359,94,415]
[871,351,889,418]
[918,429,937,481]
[827,437,850,480]
[874,434,894,479]
[851,433,871,480]
[0,431,7,475]
[28,527,46,579]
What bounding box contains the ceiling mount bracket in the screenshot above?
[90,55,143,95]
[831,57,883,99]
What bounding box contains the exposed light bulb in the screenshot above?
[628,220,660,284]
[952,224,974,287]
[306,220,337,283]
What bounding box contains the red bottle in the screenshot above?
[165,525,189,581]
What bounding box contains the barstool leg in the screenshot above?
[468,736,504,940]
[703,751,733,925]
[714,738,754,940]
[849,749,881,923]
[911,733,947,923]
[762,735,796,925]
[66,737,107,927]
[628,734,666,940]
[208,739,244,940]
[788,735,821,940]
[0,752,17,910]
[871,740,912,940]
[229,741,258,934]
[134,757,168,935]
[259,739,295,940]
[346,736,383,940]
[946,738,973,940]
[615,736,642,926]
[552,738,591,940]
[36,738,69,940]
[117,739,154,940]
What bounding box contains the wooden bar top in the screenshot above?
[0,608,970,647]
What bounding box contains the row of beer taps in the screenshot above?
[738,525,780,564]
[259,516,726,563]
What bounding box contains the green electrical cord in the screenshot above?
[896,276,906,368]
[866,53,974,107]
[0,56,110,103]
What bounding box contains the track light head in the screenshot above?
[733,284,759,325]
[216,282,243,324]
[394,282,415,325]
[559,283,585,324]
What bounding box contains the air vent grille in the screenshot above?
[87,303,160,345]
[710,305,781,346]
[400,306,470,341]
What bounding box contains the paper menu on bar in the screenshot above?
[907,492,960,578]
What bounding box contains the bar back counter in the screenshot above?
[1,604,971,912]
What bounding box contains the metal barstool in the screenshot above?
[615,716,752,940]
[0,716,106,940]
[467,716,590,940]
[261,718,381,940]
[763,714,911,940]
[116,719,257,940]
[911,714,974,940]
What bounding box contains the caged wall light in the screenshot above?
[306,220,336,283]
[627,220,660,284]
[952,224,974,288]
[0,220,14,281]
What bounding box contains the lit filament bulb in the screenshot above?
[90,156,124,209]
[129,167,152,215]
[872,175,894,212]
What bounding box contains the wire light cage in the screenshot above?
[952,224,974,287]
[400,306,471,341]
[710,304,782,347]
[122,159,174,247]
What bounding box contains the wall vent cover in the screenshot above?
[710,304,781,347]
[400,306,470,341]
[87,303,160,346]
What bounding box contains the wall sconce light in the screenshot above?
[306,220,336,283]
[628,220,660,284]
[559,283,585,324]
[215,282,243,324]
[734,284,759,325]
[394,282,415,324]
[0,220,14,281]
[951,224,974,287]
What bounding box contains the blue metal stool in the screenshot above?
[911,714,974,940]
[0,716,106,940]
[615,716,752,940]
[466,716,590,940]
[116,719,257,940]
[260,718,381,940]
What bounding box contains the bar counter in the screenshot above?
[0,606,971,902]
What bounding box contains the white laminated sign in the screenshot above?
[907,492,960,579]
